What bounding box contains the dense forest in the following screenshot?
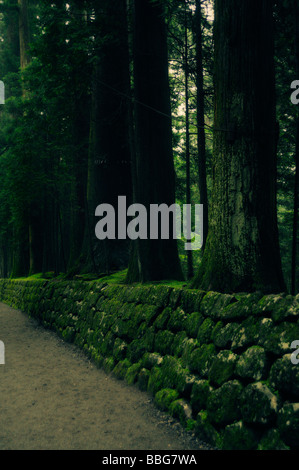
[0,0,298,295]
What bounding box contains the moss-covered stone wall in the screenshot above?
[0,278,298,450]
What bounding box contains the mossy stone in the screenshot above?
[159,356,195,397]
[113,338,128,362]
[103,357,115,373]
[221,421,258,450]
[167,308,187,332]
[141,352,163,370]
[258,429,289,450]
[125,362,142,385]
[189,343,216,376]
[195,411,220,448]
[207,380,243,425]
[62,326,76,343]
[170,399,193,426]
[190,380,213,415]
[100,331,115,356]
[127,339,147,363]
[240,382,279,425]
[171,330,188,357]
[212,321,239,349]
[138,368,151,392]
[236,346,268,381]
[200,292,237,319]
[231,316,258,350]
[269,354,299,398]
[260,321,299,355]
[147,366,163,395]
[180,338,200,367]
[179,289,206,313]
[154,388,180,412]
[153,307,172,330]
[197,318,214,344]
[277,403,299,448]
[184,311,205,338]
[154,330,174,355]
[253,293,297,322]
[208,350,238,386]
[112,359,131,380]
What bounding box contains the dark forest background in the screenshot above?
[0,0,298,295]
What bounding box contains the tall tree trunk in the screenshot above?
[81,0,132,275]
[67,8,90,272]
[185,2,193,280]
[291,0,299,295]
[126,0,184,283]
[195,0,208,251]
[192,0,285,293]
[19,0,43,275]
[18,0,30,70]
[11,0,31,277]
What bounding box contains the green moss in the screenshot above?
[211,321,238,348]
[184,311,205,338]
[269,355,299,398]
[125,362,142,385]
[231,316,258,350]
[236,346,268,381]
[190,380,213,415]
[171,331,188,357]
[180,338,200,367]
[154,388,180,412]
[103,357,115,373]
[141,352,163,369]
[113,338,128,362]
[259,321,299,355]
[258,429,289,450]
[208,350,238,386]
[221,421,258,450]
[167,308,187,332]
[195,411,221,448]
[169,399,193,426]
[138,368,151,392]
[62,326,76,343]
[147,366,163,395]
[153,307,172,330]
[277,404,299,448]
[113,359,131,380]
[197,318,214,343]
[189,343,216,376]
[159,356,194,397]
[240,382,279,425]
[154,330,174,355]
[207,380,243,425]
[179,290,206,314]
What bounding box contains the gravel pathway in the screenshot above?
[0,302,212,451]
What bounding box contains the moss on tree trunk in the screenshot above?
[192,0,285,293]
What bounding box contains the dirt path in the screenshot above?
[0,302,211,451]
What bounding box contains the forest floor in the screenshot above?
[0,302,212,451]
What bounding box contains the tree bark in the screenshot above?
[126,0,184,283]
[192,0,285,293]
[195,0,208,251]
[81,0,132,275]
[185,2,193,279]
[18,0,30,70]
[291,0,299,295]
